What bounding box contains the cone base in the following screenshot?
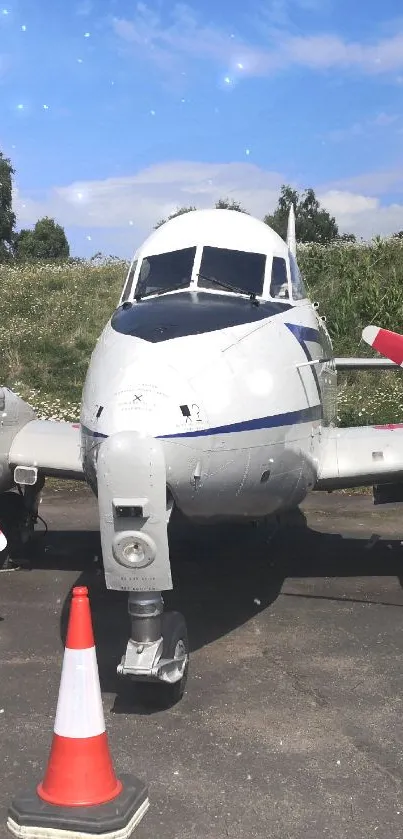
[7,774,148,839]
[36,733,123,807]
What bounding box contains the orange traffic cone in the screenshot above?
[38,585,122,807]
[7,586,149,838]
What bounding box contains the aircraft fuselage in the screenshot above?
[80,290,336,521]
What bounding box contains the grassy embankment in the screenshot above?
[299,238,403,426]
[0,238,402,429]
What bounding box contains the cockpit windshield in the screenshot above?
[198,247,266,297]
[289,251,307,300]
[134,246,196,298]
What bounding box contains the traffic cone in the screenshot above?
[7,586,149,839]
[37,585,122,807]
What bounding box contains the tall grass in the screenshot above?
[299,238,403,355]
[0,238,402,426]
[0,260,124,420]
[299,238,403,426]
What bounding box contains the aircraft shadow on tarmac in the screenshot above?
[25,508,403,714]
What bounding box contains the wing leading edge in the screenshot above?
[324,326,403,489]
[334,357,398,370]
[315,425,403,490]
[9,420,84,481]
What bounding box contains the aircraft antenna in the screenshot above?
[287,204,297,257]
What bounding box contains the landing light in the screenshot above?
[112,531,156,570]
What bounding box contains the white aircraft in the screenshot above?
[1,207,403,705]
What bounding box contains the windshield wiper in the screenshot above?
[135,280,190,301]
[197,273,259,304]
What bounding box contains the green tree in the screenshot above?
[14,216,70,260]
[264,184,340,245]
[154,197,249,229]
[0,151,16,262]
[337,232,357,243]
[215,197,248,212]
[154,205,197,230]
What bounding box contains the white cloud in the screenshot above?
[323,168,403,195]
[282,32,403,73]
[113,6,275,77]
[13,160,403,255]
[319,190,378,215]
[262,0,329,27]
[12,161,283,249]
[113,4,403,80]
[320,191,403,238]
[326,112,399,142]
[373,112,398,126]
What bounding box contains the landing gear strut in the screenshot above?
[0,478,45,569]
[118,592,189,707]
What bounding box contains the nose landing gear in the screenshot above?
[118,593,189,707]
[96,430,189,708]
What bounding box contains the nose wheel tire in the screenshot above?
[161,610,189,702]
[133,610,189,709]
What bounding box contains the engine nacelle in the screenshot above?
[0,388,37,492]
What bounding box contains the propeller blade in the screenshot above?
[362,325,403,367]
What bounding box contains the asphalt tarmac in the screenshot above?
[1,487,403,839]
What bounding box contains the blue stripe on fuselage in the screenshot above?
[285,322,322,402]
[158,404,322,438]
[285,323,320,344]
[81,404,322,442]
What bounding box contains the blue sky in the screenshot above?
[1,0,403,257]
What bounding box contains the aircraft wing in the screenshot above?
[8,420,84,481]
[334,357,398,370]
[315,424,403,490]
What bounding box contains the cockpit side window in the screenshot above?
[198,246,266,296]
[134,247,196,298]
[270,256,289,300]
[289,251,307,300]
[121,260,138,302]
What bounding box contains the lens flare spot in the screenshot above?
[248,370,273,396]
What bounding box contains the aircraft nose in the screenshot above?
[81,331,205,440]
